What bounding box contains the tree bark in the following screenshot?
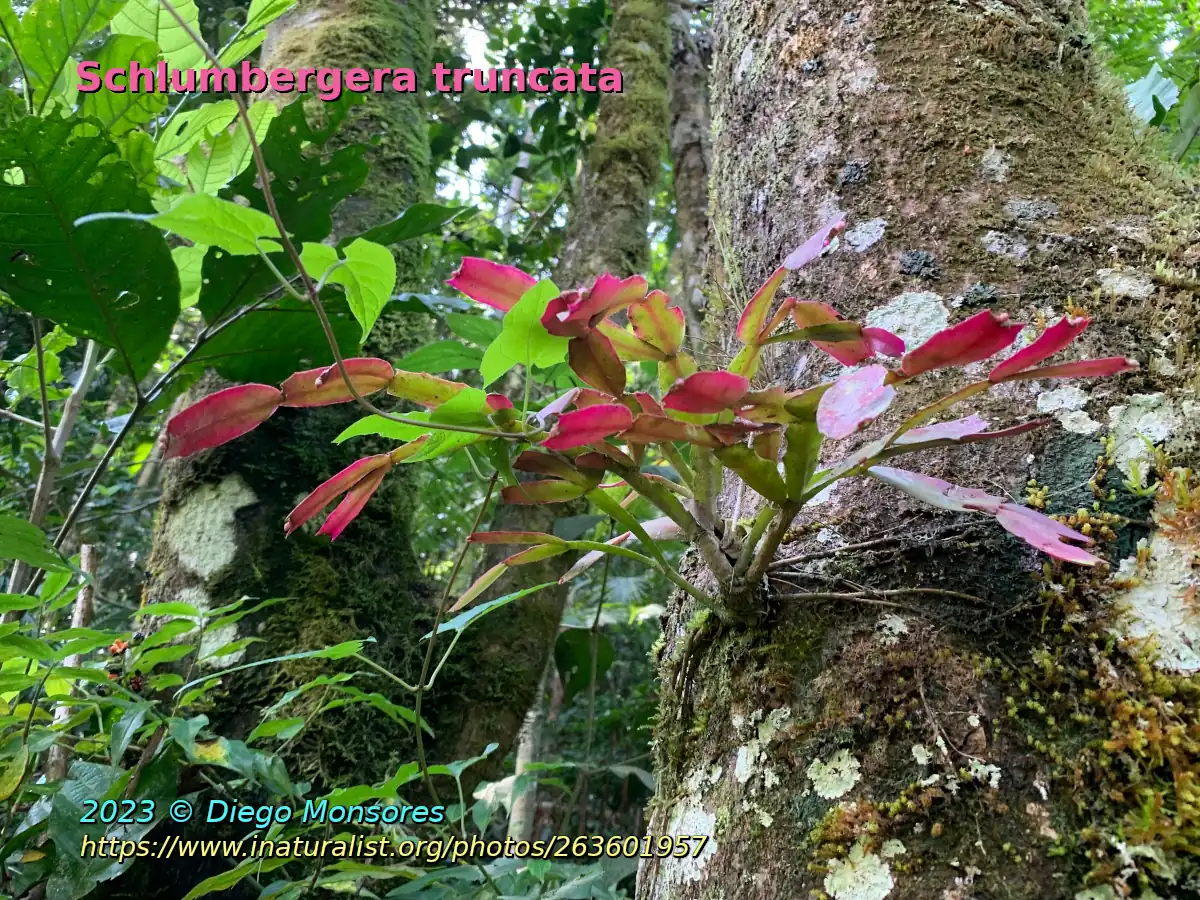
[638,2,1200,899]
[667,0,712,337]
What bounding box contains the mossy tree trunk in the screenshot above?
[638,2,1200,899]
[667,0,711,336]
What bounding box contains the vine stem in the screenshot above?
[414,474,499,805]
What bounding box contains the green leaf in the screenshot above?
[1172,82,1200,161]
[151,193,281,255]
[110,0,204,69]
[0,116,180,379]
[186,100,276,194]
[217,0,294,65]
[554,628,613,705]
[136,601,202,618]
[79,35,167,134]
[340,203,474,248]
[394,339,483,373]
[479,279,568,386]
[429,583,555,638]
[446,312,502,347]
[333,413,431,444]
[714,444,788,504]
[172,244,207,309]
[324,238,396,341]
[154,99,238,161]
[783,421,821,501]
[0,515,68,572]
[110,701,151,766]
[0,593,46,614]
[247,716,305,744]
[300,241,338,279]
[0,745,27,800]
[138,618,196,650]
[18,0,129,105]
[132,643,195,672]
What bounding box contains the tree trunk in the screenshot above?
[638,2,1200,899]
[667,0,712,336]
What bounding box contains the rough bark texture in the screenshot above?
[639,2,1200,899]
[557,0,671,286]
[667,0,712,337]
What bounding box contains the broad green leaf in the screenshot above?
[172,244,207,308]
[151,193,280,255]
[79,35,167,134]
[0,594,45,614]
[0,116,180,379]
[715,444,788,504]
[1172,82,1200,161]
[446,312,502,347]
[181,858,291,900]
[155,99,237,161]
[18,0,129,105]
[136,600,203,618]
[131,643,195,672]
[111,0,204,69]
[0,515,68,572]
[0,745,27,800]
[340,202,474,249]
[110,702,151,766]
[247,716,305,744]
[480,279,568,385]
[300,241,338,279]
[333,413,430,444]
[216,0,294,65]
[324,238,396,341]
[396,339,482,373]
[186,100,276,194]
[783,421,821,501]
[554,628,613,705]
[138,618,196,650]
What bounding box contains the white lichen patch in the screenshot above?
[735,43,756,82]
[1107,393,1181,483]
[198,620,246,667]
[865,292,949,349]
[733,707,792,785]
[967,759,1002,789]
[807,749,862,799]
[164,475,258,579]
[846,63,877,94]
[1097,267,1154,301]
[659,801,718,887]
[876,614,909,645]
[1113,532,1200,673]
[825,840,894,900]
[981,229,1029,260]
[980,146,1011,182]
[1025,802,1059,840]
[911,744,931,767]
[880,839,907,859]
[1037,386,1101,433]
[845,218,887,252]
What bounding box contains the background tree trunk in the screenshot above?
[638,2,1200,899]
[667,0,711,337]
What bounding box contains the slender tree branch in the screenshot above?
[0,407,44,429]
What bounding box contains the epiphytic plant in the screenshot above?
[165,219,1137,617]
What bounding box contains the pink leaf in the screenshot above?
[567,332,627,397]
[280,358,395,408]
[868,466,1004,514]
[285,454,392,535]
[513,451,583,481]
[864,327,905,358]
[996,503,1102,566]
[542,404,634,450]
[447,258,536,312]
[542,275,647,337]
[899,310,1024,377]
[486,393,514,411]
[816,365,896,439]
[791,301,871,365]
[783,217,846,269]
[706,419,778,446]
[622,414,717,447]
[988,315,1089,381]
[633,392,664,416]
[735,266,788,345]
[895,414,990,445]
[629,290,686,356]
[662,371,750,414]
[993,356,1139,382]
[316,464,390,541]
[164,384,283,459]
